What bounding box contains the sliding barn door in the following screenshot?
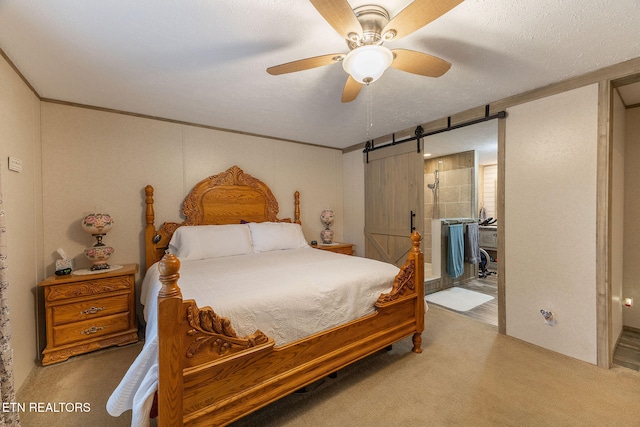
[365,142,424,267]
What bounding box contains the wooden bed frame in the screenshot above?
[144,165,425,426]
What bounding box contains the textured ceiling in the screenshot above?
[0,0,639,150]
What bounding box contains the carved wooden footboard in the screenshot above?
[156,231,424,426]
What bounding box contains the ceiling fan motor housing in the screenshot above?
[347,5,392,49]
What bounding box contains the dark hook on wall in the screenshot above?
[415,125,423,154]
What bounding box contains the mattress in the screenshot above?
[142,246,399,345]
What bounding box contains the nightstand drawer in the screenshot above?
[327,245,354,255]
[45,276,132,302]
[52,312,131,346]
[51,294,129,326]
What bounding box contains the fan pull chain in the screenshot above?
[366,85,373,138]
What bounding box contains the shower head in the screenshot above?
[428,182,436,190]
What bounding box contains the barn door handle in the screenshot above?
[410,210,416,232]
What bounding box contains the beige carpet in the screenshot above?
[17,306,640,426]
[15,342,138,427]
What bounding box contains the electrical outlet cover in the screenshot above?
[8,157,22,172]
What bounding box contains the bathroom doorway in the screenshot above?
[611,77,640,369]
[422,120,500,328]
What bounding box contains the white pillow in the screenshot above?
[168,224,253,261]
[248,222,308,252]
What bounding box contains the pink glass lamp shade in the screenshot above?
[82,213,113,235]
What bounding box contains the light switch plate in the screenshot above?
[8,157,23,173]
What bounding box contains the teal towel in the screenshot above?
[447,224,464,278]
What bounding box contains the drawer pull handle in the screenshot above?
[80,326,105,335]
[81,306,105,315]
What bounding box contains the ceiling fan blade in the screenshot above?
[390,49,451,77]
[309,0,362,40]
[342,76,363,103]
[383,0,463,41]
[267,53,344,75]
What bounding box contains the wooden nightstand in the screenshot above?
[38,264,139,365]
[313,243,355,255]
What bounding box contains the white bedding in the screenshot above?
[107,247,399,426]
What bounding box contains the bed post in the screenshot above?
[294,191,301,224]
[410,231,425,353]
[145,185,157,270]
[157,253,184,427]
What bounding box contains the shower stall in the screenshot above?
[424,152,477,285]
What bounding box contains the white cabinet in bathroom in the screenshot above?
[479,226,498,250]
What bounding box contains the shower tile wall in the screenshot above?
[423,150,475,264]
[439,168,474,218]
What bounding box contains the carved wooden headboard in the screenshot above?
[144,165,300,269]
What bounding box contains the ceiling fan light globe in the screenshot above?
[342,45,393,85]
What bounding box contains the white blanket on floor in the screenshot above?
[107,248,399,426]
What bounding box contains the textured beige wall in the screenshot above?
[505,84,599,364]
[624,107,640,329]
[41,104,184,275]
[342,150,365,257]
[0,55,43,389]
[40,103,344,277]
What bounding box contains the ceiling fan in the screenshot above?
[267,0,463,103]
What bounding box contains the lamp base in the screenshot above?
[90,263,111,271]
[84,246,115,271]
[321,228,334,244]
